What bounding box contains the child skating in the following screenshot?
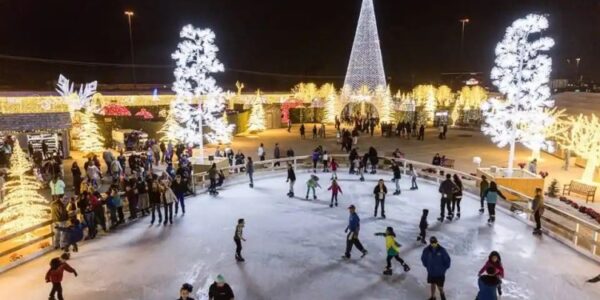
[46,256,77,300]
[234,218,246,262]
[286,163,296,197]
[417,209,428,244]
[327,179,343,207]
[330,159,338,180]
[375,226,410,275]
[306,175,321,200]
[478,250,505,296]
[409,164,418,190]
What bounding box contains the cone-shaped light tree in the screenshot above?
[78,108,104,153]
[558,114,600,182]
[247,90,266,133]
[158,107,184,143]
[481,14,555,174]
[0,142,49,236]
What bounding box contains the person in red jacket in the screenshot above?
[330,159,338,180]
[327,179,343,208]
[478,250,504,296]
[45,257,77,300]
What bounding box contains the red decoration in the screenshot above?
[135,108,154,120]
[281,98,304,124]
[102,104,131,116]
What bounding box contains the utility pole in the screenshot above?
[459,18,470,69]
[124,11,137,91]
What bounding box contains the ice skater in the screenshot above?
[234,218,246,262]
[421,236,451,300]
[343,205,368,259]
[246,157,254,188]
[477,266,501,300]
[391,161,401,195]
[177,283,194,300]
[209,274,235,299]
[330,158,338,180]
[479,175,489,213]
[327,179,343,207]
[355,156,365,181]
[286,163,296,197]
[417,209,428,244]
[46,256,77,300]
[483,181,506,224]
[375,226,410,275]
[437,174,456,222]
[531,187,545,235]
[305,174,321,200]
[373,179,387,218]
[451,174,463,219]
[478,251,504,296]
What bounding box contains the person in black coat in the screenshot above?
[286,163,296,197]
[177,282,195,300]
[437,174,456,222]
[71,162,82,196]
[391,162,401,195]
[208,275,235,300]
[368,147,378,174]
[373,179,388,218]
[418,124,425,141]
[417,209,428,244]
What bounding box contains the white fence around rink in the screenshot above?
[190,154,600,263]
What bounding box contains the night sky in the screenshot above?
[0,0,598,91]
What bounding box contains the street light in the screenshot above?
[459,18,470,68]
[124,11,136,90]
[576,57,581,83]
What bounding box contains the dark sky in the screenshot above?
[0,0,598,91]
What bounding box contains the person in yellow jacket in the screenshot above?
[375,226,410,275]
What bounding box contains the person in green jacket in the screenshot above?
[305,175,321,200]
[375,226,410,275]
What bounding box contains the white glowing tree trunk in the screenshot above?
[481,14,555,175]
[343,0,386,92]
[0,142,49,237]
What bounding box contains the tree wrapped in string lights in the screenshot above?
[481,14,555,174]
[78,108,104,153]
[158,106,184,143]
[247,90,266,133]
[0,142,49,237]
[557,114,600,182]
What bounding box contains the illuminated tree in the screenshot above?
[558,114,600,182]
[436,85,453,107]
[0,142,49,237]
[343,0,386,92]
[292,82,319,102]
[375,85,394,123]
[450,103,461,127]
[468,86,488,110]
[481,14,555,173]
[78,108,104,153]
[530,108,569,160]
[158,107,183,143]
[319,83,338,124]
[248,90,266,132]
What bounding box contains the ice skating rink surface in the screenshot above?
[0,171,599,300]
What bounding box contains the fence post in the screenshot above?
[593,231,599,256]
[436,167,441,183]
[573,223,580,245]
[293,158,297,170]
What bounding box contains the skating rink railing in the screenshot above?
[190,154,600,262]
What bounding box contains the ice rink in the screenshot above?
[0,170,599,300]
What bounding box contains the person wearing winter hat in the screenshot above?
[343,205,367,259]
[417,209,429,244]
[477,266,501,300]
[421,236,451,300]
[375,226,410,275]
[177,283,195,300]
[208,274,235,300]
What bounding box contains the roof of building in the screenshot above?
[0,112,71,133]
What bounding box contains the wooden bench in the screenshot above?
[563,180,597,203]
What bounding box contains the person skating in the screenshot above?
[478,250,505,296]
[477,266,502,300]
[233,218,246,262]
[391,162,401,195]
[483,181,506,224]
[149,180,162,225]
[305,175,321,200]
[163,184,177,225]
[531,187,545,235]
[177,283,195,300]
[208,163,219,196]
[375,226,410,275]
[322,150,329,172]
[343,205,368,259]
[257,143,265,161]
[437,174,456,222]
[327,179,343,207]
[246,157,254,188]
[373,179,388,218]
[286,163,296,197]
[408,164,419,190]
[452,174,463,219]
[421,236,451,300]
[46,256,77,300]
[417,209,428,244]
[208,274,235,300]
[479,175,489,213]
[172,175,189,213]
[55,219,84,253]
[330,158,338,180]
[356,156,365,182]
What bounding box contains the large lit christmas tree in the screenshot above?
[0,142,49,236]
[482,14,555,174]
[247,91,266,133]
[78,108,104,153]
[343,0,386,92]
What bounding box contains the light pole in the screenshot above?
[124,11,136,90]
[575,57,581,84]
[459,18,469,68]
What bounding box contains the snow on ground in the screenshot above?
[0,170,599,300]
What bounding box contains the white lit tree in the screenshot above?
[158,106,184,143]
[247,90,266,132]
[558,114,600,182]
[0,142,49,237]
[481,14,555,174]
[436,85,453,107]
[375,85,394,123]
[78,108,104,153]
[319,83,338,124]
[529,108,568,160]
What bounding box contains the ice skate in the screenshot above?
[383,267,392,275]
[479,208,484,213]
[437,217,444,222]
[313,195,317,200]
[456,213,461,219]
[249,183,253,188]
[361,250,368,258]
[402,263,410,272]
[440,292,446,300]
[341,255,350,260]
[335,201,338,207]
[330,203,333,208]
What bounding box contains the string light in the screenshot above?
[247,90,266,132]
[78,108,105,153]
[558,114,600,182]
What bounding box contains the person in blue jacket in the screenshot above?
[421,236,451,300]
[342,205,368,259]
[476,266,501,300]
[55,219,84,253]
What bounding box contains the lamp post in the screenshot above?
[124,11,136,91]
[575,57,581,84]
[459,18,470,68]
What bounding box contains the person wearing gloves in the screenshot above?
[375,226,410,275]
[373,179,388,218]
[478,251,504,296]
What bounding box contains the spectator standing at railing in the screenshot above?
[125,175,139,220]
[528,159,537,174]
[258,143,265,161]
[246,157,254,188]
[273,143,281,167]
[479,175,489,213]
[312,124,318,139]
[438,174,456,222]
[208,164,218,196]
[531,188,545,235]
[286,147,294,157]
[483,181,506,224]
[91,191,107,233]
[286,163,296,197]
